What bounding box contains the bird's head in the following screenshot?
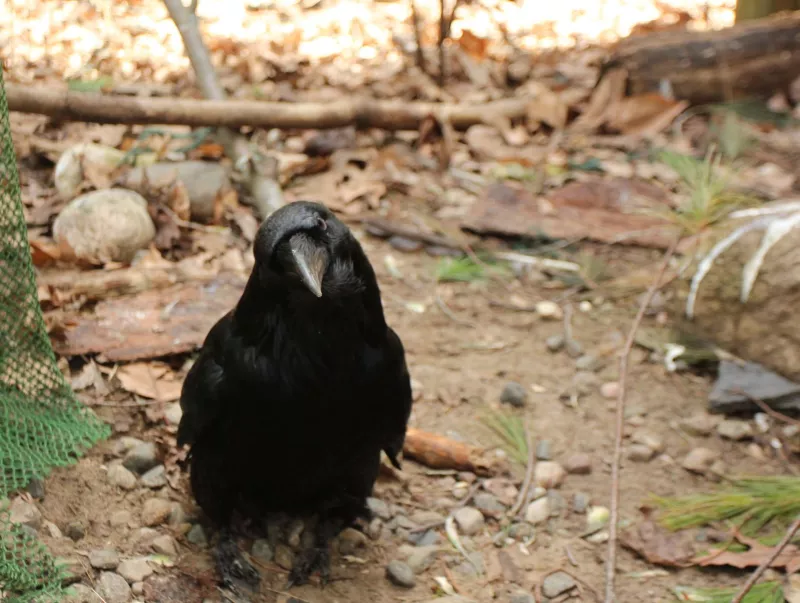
[252,201,348,298]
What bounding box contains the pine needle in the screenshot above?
[435,256,511,283]
[653,477,800,534]
[481,410,528,466]
[673,581,783,603]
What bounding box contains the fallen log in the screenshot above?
[601,11,800,105]
[6,84,531,132]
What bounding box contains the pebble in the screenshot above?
[680,413,719,437]
[110,510,134,528]
[274,545,294,570]
[9,498,42,530]
[151,535,178,557]
[575,354,602,372]
[452,481,471,499]
[43,521,62,538]
[565,339,584,358]
[65,521,85,541]
[542,571,577,598]
[96,571,132,603]
[682,447,721,474]
[510,594,536,603]
[90,549,121,570]
[534,461,566,489]
[187,524,208,546]
[168,503,186,527]
[286,518,305,548]
[627,444,656,463]
[113,436,145,456]
[251,539,274,562]
[564,453,592,475]
[546,334,565,352]
[455,552,484,577]
[535,440,552,461]
[509,523,535,540]
[108,463,138,490]
[747,443,766,460]
[26,478,45,500]
[631,430,665,454]
[140,465,167,488]
[453,507,484,535]
[131,582,144,596]
[164,402,183,425]
[410,510,444,525]
[573,492,591,514]
[117,558,153,583]
[407,545,440,574]
[386,560,416,588]
[500,382,528,408]
[547,491,566,517]
[473,493,506,517]
[412,529,441,547]
[122,442,159,474]
[535,301,563,320]
[717,419,754,441]
[367,518,383,540]
[600,382,620,399]
[367,497,391,520]
[338,527,368,555]
[142,498,172,527]
[524,498,550,525]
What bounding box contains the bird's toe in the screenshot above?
[286,547,330,588]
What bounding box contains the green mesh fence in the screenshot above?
[0,65,110,601]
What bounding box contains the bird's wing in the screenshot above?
[379,327,413,469]
[176,314,232,449]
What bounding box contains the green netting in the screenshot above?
[0,65,110,601]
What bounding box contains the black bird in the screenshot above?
[177,201,413,591]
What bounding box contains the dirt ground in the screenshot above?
[33,236,781,603]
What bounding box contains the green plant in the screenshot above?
[673,581,783,603]
[481,410,528,465]
[435,256,511,283]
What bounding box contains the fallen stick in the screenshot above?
[402,427,497,476]
[6,84,531,132]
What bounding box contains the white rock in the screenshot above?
[452,507,484,535]
[524,497,550,525]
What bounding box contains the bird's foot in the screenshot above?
[214,533,261,594]
[285,546,330,589]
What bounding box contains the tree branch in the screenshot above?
[6,83,530,131]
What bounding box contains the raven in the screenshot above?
[177,201,413,591]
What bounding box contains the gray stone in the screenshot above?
[140,465,167,488]
[26,478,45,500]
[367,518,383,540]
[535,440,552,461]
[367,497,391,520]
[274,544,294,570]
[108,463,137,490]
[386,560,416,588]
[110,510,134,528]
[117,558,153,583]
[547,491,566,517]
[410,510,444,525]
[251,539,273,562]
[141,498,172,527]
[717,419,754,441]
[525,498,549,525]
[64,583,95,603]
[186,524,208,546]
[510,594,536,603]
[455,552,484,577]
[683,447,720,474]
[151,535,178,557]
[412,529,441,547]
[509,523,534,540]
[627,444,656,462]
[573,492,591,514]
[89,549,121,570]
[453,507,484,535]
[9,498,42,530]
[122,442,159,474]
[575,354,603,372]
[112,437,145,457]
[164,402,183,425]
[631,430,665,454]
[96,572,132,603]
[709,359,800,414]
[407,545,440,574]
[338,527,368,555]
[473,493,506,517]
[542,571,576,598]
[500,382,528,407]
[546,334,565,352]
[565,339,584,358]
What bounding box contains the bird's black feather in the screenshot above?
[177,201,413,590]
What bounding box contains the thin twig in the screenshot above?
[508,429,534,518]
[605,234,680,603]
[409,0,428,75]
[730,388,800,428]
[731,515,800,603]
[435,293,472,326]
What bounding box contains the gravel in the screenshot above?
[452,507,484,535]
[500,381,528,408]
[96,572,132,603]
[89,549,121,570]
[386,560,416,588]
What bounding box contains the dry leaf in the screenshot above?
[694,531,800,573]
[116,362,183,402]
[620,520,695,567]
[29,239,61,267]
[607,93,689,137]
[571,68,628,133]
[169,179,192,222]
[526,82,569,130]
[457,30,489,60]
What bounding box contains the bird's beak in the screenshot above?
[289,234,328,298]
